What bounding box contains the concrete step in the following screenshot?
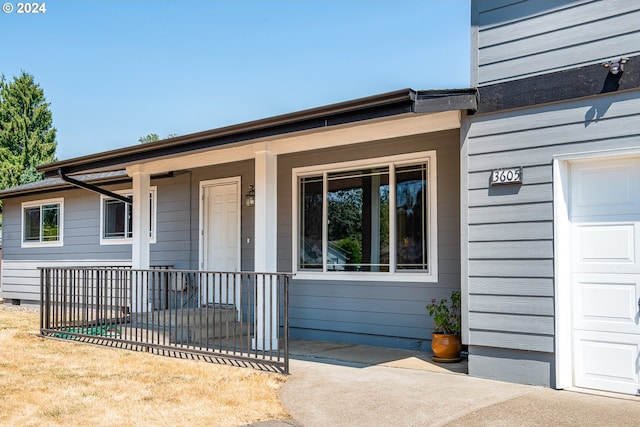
[132,304,238,327]
[173,321,253,345]
[131,305,253,345]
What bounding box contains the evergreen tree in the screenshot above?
[0,71,57,190]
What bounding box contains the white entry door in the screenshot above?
[201,179,241,305]
[570,158,640,395]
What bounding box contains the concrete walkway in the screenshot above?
[250,340,640,427]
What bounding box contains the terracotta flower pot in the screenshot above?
[431,332,462,362]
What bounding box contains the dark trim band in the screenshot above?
[478,55,640,114]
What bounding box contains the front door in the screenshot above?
[201,178,241,305]
[570,157,640,395]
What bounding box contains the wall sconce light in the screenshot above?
[245,185,255,207]
[603,57,628,75]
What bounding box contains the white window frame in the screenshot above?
[21,197,64,248]
[292,151,438,282]
[100,187,157,245]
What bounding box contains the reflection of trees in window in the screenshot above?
[328,187,363,269]
[396,164,427,270]
[328,188,362,244]
[299,177,323,269]
[23,202,60,243]
[42,204,60,241]
[297,161,429,273]
[328,168,389,272]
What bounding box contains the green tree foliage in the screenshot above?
[138,133,160,144]
[328,188,363,240]
[0,71,57,190]
[334,236,362,266]
[138,133,178,144]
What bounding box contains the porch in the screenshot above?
[39,266,290,374]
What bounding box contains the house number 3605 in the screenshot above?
[490,167,522,185]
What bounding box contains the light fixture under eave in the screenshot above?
[603,57,629,75]
[245,185,255,207]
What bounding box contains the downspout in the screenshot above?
[57,168,132,204]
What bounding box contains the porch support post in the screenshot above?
[253,146,278,350]
[128,165,151,312]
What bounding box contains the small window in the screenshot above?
[100,188,156,245]
[21,198,63,247]
[103,197,132,239]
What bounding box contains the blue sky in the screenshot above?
[1,0,470,161]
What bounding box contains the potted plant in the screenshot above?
[426,290,462,362]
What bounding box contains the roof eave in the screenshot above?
[0,173,132,200]
[38,88,476,176]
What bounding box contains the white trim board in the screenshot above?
[198,177,242,272]
[291,150,438,282]
[20,197,64,248]
[553,147,640,391]
[131,112,461,175]
[99,187,157,246]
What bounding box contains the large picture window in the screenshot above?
[100,188,156,244]
[295,152,437,280]
[21,198,63,247]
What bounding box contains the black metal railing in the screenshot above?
[39,267,290,374]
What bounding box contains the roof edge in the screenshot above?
[39,88,475,175]
[0,170,131,199]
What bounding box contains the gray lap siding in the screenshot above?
[474,0,640,86]
[0,160,256,302]
[463,88,640,386]
[1,186,133,301]
[278,130,461,350]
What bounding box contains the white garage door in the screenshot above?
[570,157,640,395]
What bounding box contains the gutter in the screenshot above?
[58,168,132,204]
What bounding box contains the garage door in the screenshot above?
[570,157,640,395]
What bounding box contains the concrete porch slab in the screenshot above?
[288,339,467,374]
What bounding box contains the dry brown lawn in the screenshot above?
[0,304,290,427]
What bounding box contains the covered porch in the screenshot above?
[3,88,477,362]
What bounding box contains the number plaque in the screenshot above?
[490,167,523,186]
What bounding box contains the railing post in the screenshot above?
[283,274,289,374]
[96,268,101,321]
[253,273,279,351]
[40,268,51,332]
